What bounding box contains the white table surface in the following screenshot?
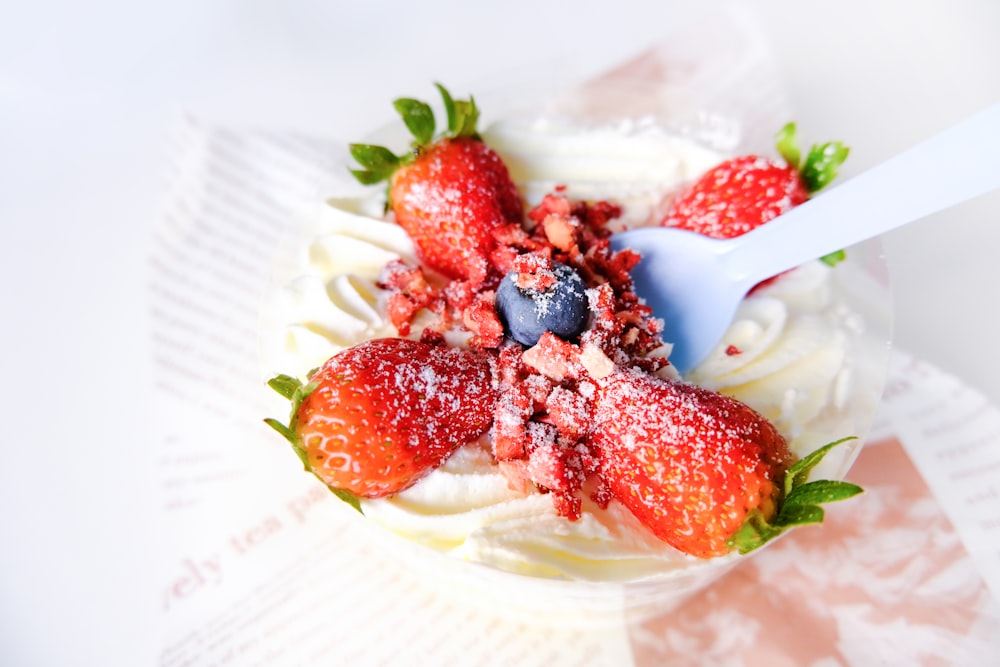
[2,1,998,664]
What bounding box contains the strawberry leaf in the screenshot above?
[330,488,363,513]
[801,141,850,193]
[435,82,457,135]
[784,436,857,496]
[453,96,480,138]
[393,98,436,147]
[435,82,479,139]
[263,417,311,472]
[264,374,364,515]
[350,83,481,188]
[350,143,400,172]
[784,479,863,507]
[265,375,317,471]
[290,380,317,421]
[728,509,783,554]
[820,249,847,266]
[349,168,385,186]
[263,417,297,446]
[775,122,801,169]
[267,374,302,400]
[266,373,316,427]
[349,144,403,185]
[773,503,825,527]
[729,436,863,555]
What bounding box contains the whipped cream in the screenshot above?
[264,117,887,581]
[482,117,723,227]
[261,197,413,376]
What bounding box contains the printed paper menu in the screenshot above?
[147,16,1000,664]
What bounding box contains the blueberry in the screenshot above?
[495,262,590,346]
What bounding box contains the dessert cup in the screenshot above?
[259,10,894,619]
[258,153,888,624]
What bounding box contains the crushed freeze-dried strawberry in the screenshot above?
[419,328,446,347]
[494,401,529,461]
[463,291,505,349]
[551,492,583,522]
[541,213,580,253]
[523,373,555,413]
[443,279,477,313]
[528,192,573,224]
[375,188,676,520]
[572,199,623,232]
[589,478,614,510]
[511,252,557,291]
[378,260,443,335]
[524,435,595,521]
[522,332,584,382]
[497,459,532,494]
[526,444,570,490]
[545,386,592,438]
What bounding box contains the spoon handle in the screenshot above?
[726,103,1000,283]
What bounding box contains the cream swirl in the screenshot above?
[262,197,411,375]
[482,117,723,227]
[360,443,713,581]
[687,258,887,479]
[687,262,846,441]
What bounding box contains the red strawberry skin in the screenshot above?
[661,155,807,239]
[390,137,523,280]
[590,369,793,558]
[295,338,497,498]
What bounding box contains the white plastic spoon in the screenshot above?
[610,103,1000,374]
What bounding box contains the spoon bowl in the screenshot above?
[610,228,751,373]
[613,103,1000,373]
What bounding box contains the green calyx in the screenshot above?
[348,82,480,186]
[727,436,863,555]
[776,122,851,267]
[819,249,847,267]
[263,373,363,513]
[775,122,850,194]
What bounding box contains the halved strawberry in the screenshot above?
[265,338,497,507]
[662,123,849,265]
[350,84,523,282]
[590,368,860,558]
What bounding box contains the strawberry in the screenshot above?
[662,123,849,256]
[590,369,861,558]
[350,84,523,282]
[265,338,497,507]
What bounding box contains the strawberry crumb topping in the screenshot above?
[376,189,669,520]
[378,260,444,336]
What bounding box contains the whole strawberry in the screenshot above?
[350,84,523,282]
[265,338,497,506]
[590,369,860,558]
[662,123,849,244]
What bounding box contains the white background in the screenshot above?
[2,0,998,664]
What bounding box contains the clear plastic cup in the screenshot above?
[259,58,892,626]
